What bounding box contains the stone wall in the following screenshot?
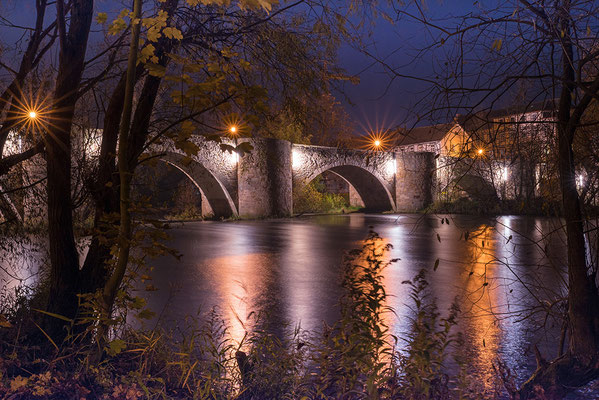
[237,138,292,217]
[349,185,365,208]
[434,156,540,204]
[395,152,435,211]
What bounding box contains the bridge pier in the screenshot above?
[395,152,435,211]
[237,138,293,218]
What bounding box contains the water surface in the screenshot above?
[2,213,587,394]
[140,214,571,390]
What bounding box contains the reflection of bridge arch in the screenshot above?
[161,153,238,218]
[304,165,394,212]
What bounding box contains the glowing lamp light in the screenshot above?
[386,158,397,175]
[477,148,484,155]
[28,110,37,119]
[500,167,508,182]
[292,150,301,169]
[374,140,381,147]
[229,126,237,134]
[576,174,584,189]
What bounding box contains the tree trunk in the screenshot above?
[44,0,94,339]
[99,0,142,336]
[80,0,177,298]
[79,72,128,295]
[518,1,599,396]
[554,0,599,362]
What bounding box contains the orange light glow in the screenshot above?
[359,130,395,152]
[222,114,245,137]
[477,148,484,155]
[6,85,55,137]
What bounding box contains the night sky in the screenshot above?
[337,1,483,131]
[1,0,483,132]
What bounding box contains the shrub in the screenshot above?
[293,177,349,214]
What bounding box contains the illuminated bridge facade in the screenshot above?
[158,138,435,218]
[3,136,531,222]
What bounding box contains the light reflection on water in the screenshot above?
[1,214,573,388]
[139,214,570,386]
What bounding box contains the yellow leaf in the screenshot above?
[96,12,108,24]
[491,38,502,51]
[181,120,195,135]
[147,26,161,42]
[0,314,11,328]
[10,376,28,391]
[145,63,166,77]
[139,44,157,63]
[163,26,183,40]
[108,17,127,35]
[107,339,127,356]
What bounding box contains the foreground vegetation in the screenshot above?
[0,231,494,399]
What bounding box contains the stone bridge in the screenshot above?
[434,156,538,204]
[2,136,538,223]
[157,137,435,218]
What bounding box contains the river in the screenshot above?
[3,214,597,396]
[138,214,576,392]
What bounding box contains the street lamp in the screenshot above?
[477,148,484,156]
[360,129,393,152]
[28,110,38,120]
[229,125,237,134]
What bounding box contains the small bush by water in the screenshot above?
[293,177,353,214]
[0,231,488,399]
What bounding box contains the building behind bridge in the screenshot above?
[394,100,556,160]
[391,100,567,206]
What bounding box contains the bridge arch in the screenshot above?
[161,152,238,218]
[298,163,395,212]
[452,174,499,203]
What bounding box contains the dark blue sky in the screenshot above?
[337,1,483,131]
[1,0,482,132]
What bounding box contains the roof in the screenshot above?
[395,123,454,147]
[485,99,556,119]
[391,99,557,147]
